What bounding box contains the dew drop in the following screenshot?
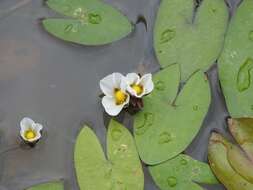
[111,128,123,141]
[64,24,73,33]
[193,105,199,111]
[160,29,175,44]
[155,81,165,91]
[73,7,83,17]
[167,176,177,187]
[88,13,102,24]
[135,112,154,135]
[237,58,253,92]
[158,132,172,144]
[249,31,253,41]
[180,158,188,165]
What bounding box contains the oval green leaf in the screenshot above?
[25,181,64,190]
[149,154,218,190]
[74,119,144,190]
[43,0,132,45]
[133,64,210,165]
[218,0,253,117]
[154,0,228,81]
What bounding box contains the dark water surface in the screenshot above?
[0,0,242,189]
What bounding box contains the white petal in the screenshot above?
[102,95,129,116]
[140,74,154,95]
[100,73,125,96]
[112,73,125,89]
[126,73,140,85]
[120,76,128,91]
[20,117,35,131]
[33,123,43,132]
[100,74,115,97]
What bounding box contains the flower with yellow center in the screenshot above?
[100,73,130,116]
[126,73,154,98]
[20,117,43,143]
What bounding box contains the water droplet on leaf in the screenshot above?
[155,81,165,91]
[160,29,175,44]
[193,105,199,111]
[167,176,177,187]
[180,158,188,165]
[89,13,102,24]
[135,112,154,135]
[237,58,253,92]
[64,24,73,33]
[158,132,172,144]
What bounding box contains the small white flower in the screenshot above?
[126,73,154,98]
[20,117,43,143]
[100,73,130,116]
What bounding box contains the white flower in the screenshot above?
[100,73,130,116]
[20,117,43,143]
[126,73,154,98]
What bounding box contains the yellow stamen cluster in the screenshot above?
[25,129,36,140]
[131,84,143,95]
[114,89,127,105]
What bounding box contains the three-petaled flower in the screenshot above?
[100,72,154,116]
[20,117,43,144]
[126,73,154,98]
[100,73,130,116]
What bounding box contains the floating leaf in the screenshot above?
[74,119,144,190]
[43,0,132,45]
[154,0,228,81]
[218,0,253,117]
[149,154,218,190]
[208,132,253,190]
[26,181,64,190]
[133,64,210,164]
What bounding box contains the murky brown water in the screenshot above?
[0,0,242,189]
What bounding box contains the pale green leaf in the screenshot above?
[74,119,144,190]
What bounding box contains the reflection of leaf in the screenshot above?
[208,132,253,190]
[154,0,228,81]
[133,64,210,165]
[149,154,218,190]
[43,0,132,45]
[26,181,64,190]
[74,120,144,190]
[218,0,253,118]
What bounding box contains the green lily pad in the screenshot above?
[149,154,218,190]
[133,64,210,165]
[218,0,253,117]
[25,181,64,190]
[43,0,132,45]
[154,0,228,81]
[74,119,144,190]
[208,132,253,190]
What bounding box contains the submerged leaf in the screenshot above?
[208,132,253,190]
[74,120,144,190]
[149,154,218,190]
[228,118,253,166]
[154,0,228,81]
[26,181,64,190]
[133,64,210,164]
[218,0,253,117]
[43,0,132,45]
